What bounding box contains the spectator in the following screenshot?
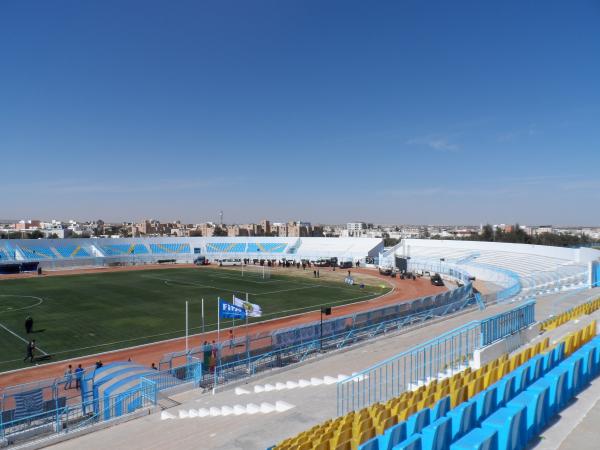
[151,363,158,370]
[313,270,317,278]
[95,360,103,369]
[202,341,211,373]
[229,329,234,349]
[64,364,73,390]
[75,364,84,389]
[210,340,218,374]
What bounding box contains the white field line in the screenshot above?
[0,323,49,355]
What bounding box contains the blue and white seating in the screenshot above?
[54,245,91,258]
[17,245,57,260]
[150,243,190,254]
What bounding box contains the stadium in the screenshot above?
[1,236,600,450]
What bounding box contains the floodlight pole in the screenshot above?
[185,301,189,354]
[201,298,205,334]
[320,308,323,351]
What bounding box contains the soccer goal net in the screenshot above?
[240,264,271,279]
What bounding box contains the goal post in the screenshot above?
[241,264,271,279]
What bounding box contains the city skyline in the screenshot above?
[2,1,599,224]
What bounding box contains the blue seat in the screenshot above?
[526,355,544,383]
[481,404,526,450]
[420,417,451,450]
[512,366,529,394]
[494,375,515,407]
[573,346,596,385]
[392,434,422,450]
[360,437,381,450]
[432,397,451,421]
[559,356,583,399]
[541,351,554,373]
[446,401,477,441]
[588,338,600,376]
[377,421,407,450]
[506,387,548,441]
[552,342,565,366]
[473,387,497,424]
[408,408,431,437]
[450,427,498,450]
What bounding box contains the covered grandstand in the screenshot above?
[380,239,598,299]
[0,237,383,272]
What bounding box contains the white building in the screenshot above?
[347,222,366,236]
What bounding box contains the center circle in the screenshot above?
[0,295,44,315]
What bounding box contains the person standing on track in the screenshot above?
[65,364,73,390]
[75,364,84,389]
[202,341,210,373]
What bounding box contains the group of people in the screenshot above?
[63,364,85,389]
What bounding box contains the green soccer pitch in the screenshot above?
[0,267,390,372]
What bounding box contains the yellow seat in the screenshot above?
[353,417,373,437]
[439,378,450,390]
[313,441,330,450]
[333,439,352,450]
[410,392,423,406]
[451,386,468,408]
[398,404,417,421]
[435,386,450,401]
[417,395,430,410]
[541,337,550,351]
[391,400,407,416]
[484,369,497,388]
[333,428,352,448]
[509,354,522,371]
[354,428,376,446]
[376,415,398,435]
[451,378,463,391]
[467,378,484,398]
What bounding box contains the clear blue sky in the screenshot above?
[1,1,599,225]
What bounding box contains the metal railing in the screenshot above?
[336,300,536,415]
[336,321,481,415]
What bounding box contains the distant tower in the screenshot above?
[219,211,223,226]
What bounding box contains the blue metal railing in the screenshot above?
[336,320,481,415]
[336,300,536,415]
[480,301,535,347]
